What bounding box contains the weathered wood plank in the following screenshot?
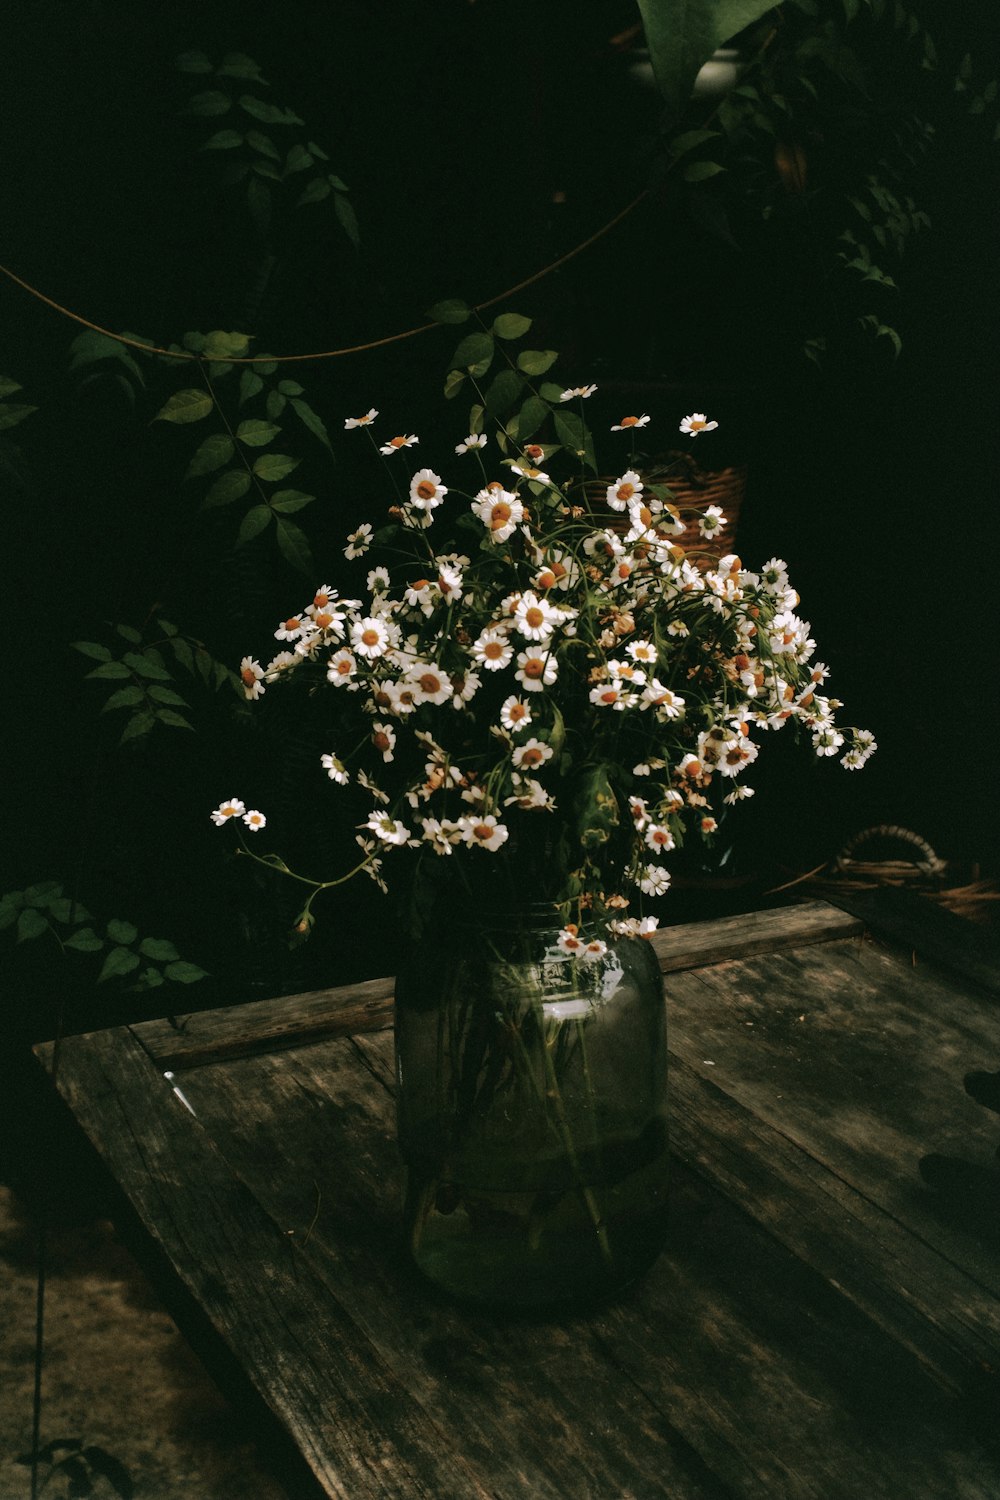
[36,1028,500,1500]
[649,898,863,974]
[166,1031,1000,1500]
[827,888,1000,998]
[134,900,861,1072]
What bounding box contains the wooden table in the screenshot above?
[35,897,1000,1499]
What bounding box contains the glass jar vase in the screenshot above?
[394,910,669,1310]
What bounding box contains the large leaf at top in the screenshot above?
[636,0,777,117]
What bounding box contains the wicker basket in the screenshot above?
[582,453,747,567]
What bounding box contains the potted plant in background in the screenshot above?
[213,344,874,1308]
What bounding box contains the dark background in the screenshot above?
[3,0,998,1038]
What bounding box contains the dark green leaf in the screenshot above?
[236,419,280,447]
[176,50,212,73]
[154,388,213,424]
[275,516,314,573]
[165,960,210,984]
[203,329,251,359]
[120,712,156,744]
[468,402,485,434]
[443,369,465,399]
[185,433,236,478]
[265,390,286,421]
[0,376,22,397]
[203,469,252,507]
[452,331,494,376]
[64,927,105,953]
[147,685,189,706]
[115,623,142,644]
[492,312,531,339]
[136,966,165,989]
[122,652,172,681]
[684,161,727,182]
[48,897,92,923]
[107,917,139,945]
[246,129,280,160]
[186,90,230,116]
[0,403,39,430]
[201,129,244,150]
[138,937,181,962]
[86,661,131,680]
[169,637,195,672]
[427,298,471,325]
[636,0,776,116]
[270,488,315,513]
[484,369,523,416]
[669,127,722,159]
[277,379,304,396]
[290,397,332,450]
[17,909,49,943]
[101,686,147,712]
[334,193,360,248]
[98,946,142,983]
[25,881,61,903]
[285,143,313,173]
[239,94,287,124]
[516,394,551,442]
[155,708,195,730]
[72,641,112,662]
[218,53,265,81]
[296,177,331,207]
[239,369,264,405]
[307,140,330,161]
[156,618,178,637]
[237,505,273,543]
[516,349,558,376]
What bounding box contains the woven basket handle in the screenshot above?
[835,824,945,877]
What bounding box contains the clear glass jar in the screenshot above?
[394,910,669,1310]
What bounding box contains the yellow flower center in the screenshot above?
[473,823,493,842]
[524,606,544,629]
[484,641,504,660]
[616,482,635,503]
[415,480,437,501]
[419,672,442,694]
[361,628,380,647]
[490,502,512,529]
[314,611,333,630]
[523,658,545,679]
[373,731,391,752]
[620,416,638,428]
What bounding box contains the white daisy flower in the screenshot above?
[701,816,719,834]
[679,412,719,437]
[499,695,533,732]
[644,824,676,854]
[581,938,608,963]
[642,681,685,717]
[344,408,378,429]
[366,566,391,595]
[409,468,448,511]
[239,657,265,700]
[510,464,551,484]
[266,651,298,675]
[698,505,726,537]
[210,797,245,827]
[557,925,585,954]
[589,682,631,710]
[420,818,462,854]
[512,737,553,771]
[513,591,560,641]
[436,562,464,602]
[515,648,558,693]
[344,524,373,560]
[455,433,488,454]
[610,414,650,431]
[559,384,598,401]
[458,814,509,852]
[371,722,396,762]
[472,628,514,672]
[242,809,267,832]
[404,662,453,706]
[379,433,419,455]
[326,648,359,686]
[321,753,349,784]
[273,613,305,642]
[626,639,657,665]
[505,777,555,811]
[364,811,410,845]
[637,864,671,897]
[606,471,643,511]
[351,616,391,659]
[723,784,756,803]
[812,727,845,757]
[471,486,523,542]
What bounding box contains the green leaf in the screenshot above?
[72,641,112,662]
[492,312,532,339]
[285,143,314,173]
[334,193,360,248]
[86,661,131,680]
[554,409,594,464]
[120,712,156,744]
[201,129,245,150]
[516,395,551,442]
[119,651,169,682]
[246,129,280,160]
[290,397,332,450]
[47,897,91,923]
[636,0,776,116]
[155,708,195,730]
[452,331,494,376]
[0,377,22,397]
[138,936,181,962]
[203,329,251,359]
[275,517,314,573]
[428,298,471,325]
[17,909,49,943]
[236,419,280,447]
[98,946,142,982]
[203,469,252,507]
[669,127,722,159]
[296,176,331,207]
[165,960,210,984]
[0,403,38,430]
[265,389,286,421]
[239,94,288,123]
[684,161,727,182]
[238,505,273,543]
[101,685,147,712]
[107,917,139,946]
[185,432,236,478]
[444,369,465,399]
[186,90,231,116]
[115,623,142,644]
[176,50,212,73]
[252,452,299,482]
[137,966,165,989]
[154,388,213,424]
[484,369,524,416]
[277,379,304,396]
[516,349,559,376]
[270,488,315,513]
[25,881,62,904]
[147,685,188,706]
[157,618,179,637]
[239,369,264,405]
[218,52,265,81]
[63,927,105,953]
